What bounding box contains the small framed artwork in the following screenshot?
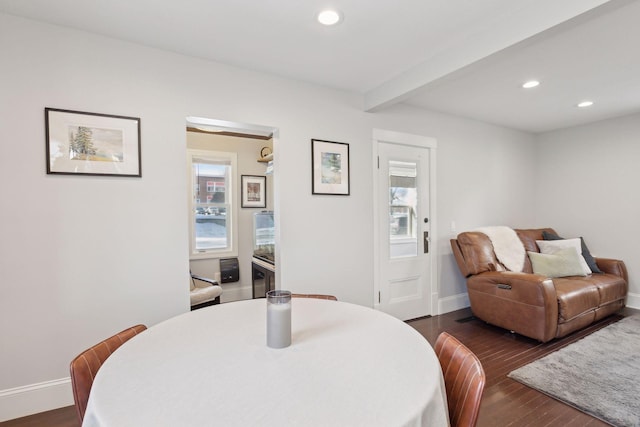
[45,108,141,177]
[311,139,350,195]
[241,175,267,208]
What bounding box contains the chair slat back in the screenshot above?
[70,324,147,422]
[291,293,338,301]
[435,332,485,427]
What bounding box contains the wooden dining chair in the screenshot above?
[69,324,147,423]
[434,332,486,427]
[291,293,338,301]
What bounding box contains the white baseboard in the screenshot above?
[626,292,640,309]
[438,292,470,315]
[0,378,73,422]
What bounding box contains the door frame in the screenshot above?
[372,128,438,317]
[185,116,281,297]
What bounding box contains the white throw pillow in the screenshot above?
[528,248,588,278]
[535,238,592,276]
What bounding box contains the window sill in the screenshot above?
[190,249,238,261]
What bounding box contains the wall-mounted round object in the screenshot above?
[260,147,273,158]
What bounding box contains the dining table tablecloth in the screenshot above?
[83,298,449,426]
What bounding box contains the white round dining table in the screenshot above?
[82,298,450,427]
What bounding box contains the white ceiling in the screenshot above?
[1,0,638,133]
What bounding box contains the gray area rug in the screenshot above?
[508,315,640,427]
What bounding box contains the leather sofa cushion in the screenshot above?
[515,228,549,253]
[457,232,500,275]
[554,274,626,323]
[554,278,600,322]
[515,228,556,274]
[581,273,627,306]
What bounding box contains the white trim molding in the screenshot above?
[438,293,470,315]
[626,292,640,310]
[0,378,73,422]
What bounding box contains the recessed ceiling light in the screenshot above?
[522,80,540,89]
[318,10,341,26]
[577,101,594,108]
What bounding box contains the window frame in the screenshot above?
[188,149,238,260]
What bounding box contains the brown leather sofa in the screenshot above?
[450,228,628,342]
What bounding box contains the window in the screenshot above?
[188,150,238,258]
[388,160,418,258]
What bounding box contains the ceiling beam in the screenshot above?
[363,0,614,112]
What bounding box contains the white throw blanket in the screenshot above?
[474,226,525,272]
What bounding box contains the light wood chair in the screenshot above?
[69,324,147,423]
[291,293,338,301]
[434,332,486,427]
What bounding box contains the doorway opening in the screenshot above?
[186,116,279,303]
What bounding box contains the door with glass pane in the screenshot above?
[376,141,431,320]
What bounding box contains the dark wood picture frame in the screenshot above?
[45,107,141,177]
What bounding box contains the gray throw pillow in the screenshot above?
[542,230,602,273]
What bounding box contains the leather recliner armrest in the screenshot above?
[468,271,557,308]
[595,258,628,284]
[467,271,558,342]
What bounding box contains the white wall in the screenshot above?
[0,13,537,419]
[534,112,640,307]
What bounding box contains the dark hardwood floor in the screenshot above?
[0,407,77,427]
[408,307,637,427]
[3,306,635,427]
